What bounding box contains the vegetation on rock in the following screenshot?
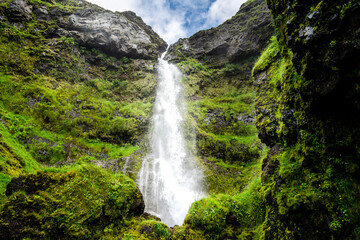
[165,0,273,65]
[0,0,359,239]
[253,0,360,239]
[165,0,274,196]
[0,0,166,237]
[1,164,145,239]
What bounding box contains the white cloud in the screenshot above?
[133,0,188,44]
[86,0,189,44]
[86,0,247,44]
[204,0,247,27]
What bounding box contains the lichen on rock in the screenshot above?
[253,0,360,238]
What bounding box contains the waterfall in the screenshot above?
[138,53,206,226]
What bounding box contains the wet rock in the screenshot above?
[236,113,254,124]
[261,145,281,182]
[26,94,43,108]
[302,26,315,41]
[307,10,320,21]
[32,6,49,20]
[8,0,32,22]
[255,1,360,239]
[5,176,24,196]
[284,1,360,106]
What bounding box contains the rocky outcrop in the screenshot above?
[3,0,167,60]
[1,165,145,239]
[253,0,360,239]
[165,0,273,64]
[268,0,360,113]
[7,0,32,21]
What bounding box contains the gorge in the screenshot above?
[0,0,359,239]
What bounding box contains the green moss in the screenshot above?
[252,36,280,76]
[253,1,360,237]
[29,0,83,11]
[120,220,171,240]
[203,153,265,195]
[0,0,10,8]
[119,101,152,118]
[0,115,41,177]
[184,177,265,239]
[0,164,143,239]
[0,70,147,162]
[196,127,260,164]
[0,174,11,202]
[172,225,206,240]
[338,1,353,19]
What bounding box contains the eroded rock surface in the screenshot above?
[165,0,273,64]
[253,0,360,239]
[4,0,167,59]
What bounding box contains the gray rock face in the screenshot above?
[165,0,273,63]
[5,0,167,60]
[62,6,167,59]
[8,0,32,21]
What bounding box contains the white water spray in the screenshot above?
[138,53,206,226]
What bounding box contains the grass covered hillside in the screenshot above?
[0,0,163,191]
[1,0,359,239]
[164,0,360,239]
[0,0,274,238]
[0,0,169,237]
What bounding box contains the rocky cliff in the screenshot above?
[1,0,359,239]
[4,0,167,59]
[0,0,167,173]
[165,0,273,64]
[0,0,171,238]
[253,0,360,239]
[160,0,274,197]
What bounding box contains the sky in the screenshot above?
[87,0,248,44]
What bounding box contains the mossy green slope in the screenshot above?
[165,0,274,196]
[0,0,159,180]
[0,164,147,239]
[1,0,359,239]
[176,57,264,195]
[0,0,167,238]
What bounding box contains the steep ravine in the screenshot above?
[165,0,274,196]
[0,0,359,239]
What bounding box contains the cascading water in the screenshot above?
[138,53,206,226]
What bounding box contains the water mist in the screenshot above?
[138,53,206,226]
